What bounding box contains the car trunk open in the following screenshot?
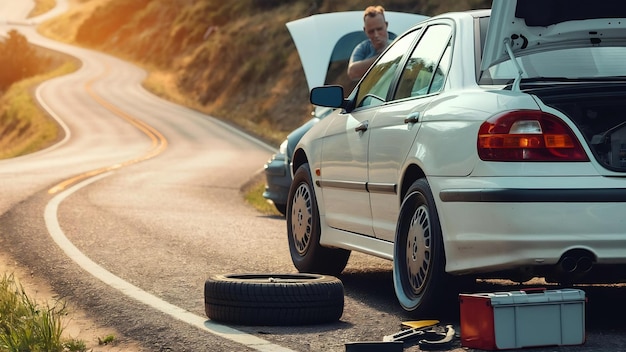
[523,81,626,171]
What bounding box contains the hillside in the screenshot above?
[39,0,492,146]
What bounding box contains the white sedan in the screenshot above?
[287,0,626,315]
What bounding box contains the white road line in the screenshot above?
[44,172,296,352]
[1,81,72,162]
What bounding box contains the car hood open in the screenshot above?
[482,0,626,71]
[286,11,428,91]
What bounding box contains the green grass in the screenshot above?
[0,274,87,352]
[244,178,282,216]
[62,339,86,351]
[0,61,77,160]
[97,334,115,345]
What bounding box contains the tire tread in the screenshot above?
[204,273,344,325]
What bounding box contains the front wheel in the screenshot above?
[393,178,449,315]
[287,163,350,276]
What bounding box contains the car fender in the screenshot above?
[401,89,541,179]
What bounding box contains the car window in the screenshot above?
[329,31,399,63]
[326,31,400,96]
[481,46,626,84]
[479,16,490,58]
[355,29,420,109]
[431,44,451,92]
[394,24,452,100]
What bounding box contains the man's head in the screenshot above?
[363,5,389,53]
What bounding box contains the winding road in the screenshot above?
[0,1,298,351]
[0,2,400,352]
[2,2,626,352]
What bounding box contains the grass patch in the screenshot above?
[97,334,115,345]
[0,273,87,352]
[62,338,86,351]
[141,68,196,110]
[243,177,282,217]
[0,61,78,160]
[30,0,57,18]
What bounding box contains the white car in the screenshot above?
[287,0,626,315]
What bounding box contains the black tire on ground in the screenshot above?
[287,163,351,276]
[204,273,344,326]
[393,178,450,315]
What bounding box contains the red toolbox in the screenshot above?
[459,288,586,350]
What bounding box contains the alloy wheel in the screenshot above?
[291,183,312,256]
[405,204,432,296]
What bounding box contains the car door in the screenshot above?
[367,23,453,242]
[320,29,421,236]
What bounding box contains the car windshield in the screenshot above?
[480,46,626,84]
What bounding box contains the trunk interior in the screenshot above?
[529,83,626,171]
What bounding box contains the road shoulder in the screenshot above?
[0,250,147,352]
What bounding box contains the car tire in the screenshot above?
[287,163,350,276]
[204,273,344,325]
[393,178,450,315]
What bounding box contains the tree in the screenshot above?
[0,30,46,92]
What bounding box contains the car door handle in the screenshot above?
[404,112,420,124]
[355,120,369,132]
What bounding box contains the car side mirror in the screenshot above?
[310,85,344,108]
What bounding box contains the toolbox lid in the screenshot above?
[464,288,585,307]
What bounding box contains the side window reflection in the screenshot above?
[356,29,420,108]
[395,24,452,100]
[325,31,399,95]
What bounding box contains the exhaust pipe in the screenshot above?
[557,250,595,274]
[559,256,577,273]
[575,256,593,273]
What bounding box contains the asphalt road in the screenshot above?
[1,2,626,352]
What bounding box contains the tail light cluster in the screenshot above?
[478,110,589,162]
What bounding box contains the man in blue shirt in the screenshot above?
[347,5,391,81]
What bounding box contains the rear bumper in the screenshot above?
[431,176,626,275]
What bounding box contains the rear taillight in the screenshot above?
[478,110,589,161]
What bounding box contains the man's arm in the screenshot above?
[347,55,378,81]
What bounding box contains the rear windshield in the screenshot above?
[480,46,626,85]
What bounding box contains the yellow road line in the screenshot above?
[48,66,168,194]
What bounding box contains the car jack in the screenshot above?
[345,320,454,352]
[383,323,455,350]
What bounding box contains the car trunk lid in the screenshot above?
[482,0,626,173]
[482,0,626,74]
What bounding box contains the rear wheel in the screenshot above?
[287,163,350,276]
[393,178,449,315]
